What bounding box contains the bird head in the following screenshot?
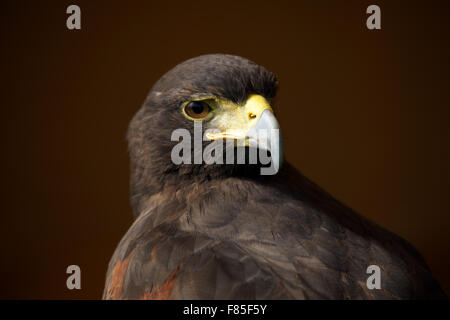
[127,54,284,215]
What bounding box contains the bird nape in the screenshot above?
[103,54,446,300]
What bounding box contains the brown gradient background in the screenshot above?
[1,0,449,299]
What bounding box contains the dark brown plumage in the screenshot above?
[103,54,446,299]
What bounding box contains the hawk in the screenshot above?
[103,54,446,299]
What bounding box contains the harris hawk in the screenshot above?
[103,54,446,299]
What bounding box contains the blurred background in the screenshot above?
[1,0,449,299]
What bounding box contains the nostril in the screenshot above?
[248,112,257,120]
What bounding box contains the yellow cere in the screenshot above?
[205,94,273,141]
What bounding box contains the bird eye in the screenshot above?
[184,101,211,119]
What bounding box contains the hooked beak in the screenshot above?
[246,108,283,175]
[205,94,284,175]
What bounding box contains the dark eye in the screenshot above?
[184,101,211,119]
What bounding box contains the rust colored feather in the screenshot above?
[140,267,179,300]
[104,252,134,300]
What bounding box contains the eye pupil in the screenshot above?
[184,101,211,119]
[190,102,204,114]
